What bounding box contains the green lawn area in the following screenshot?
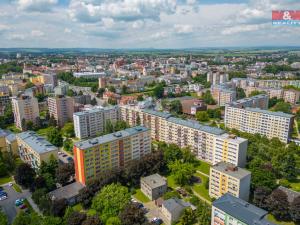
[87,209,97,216]
[36,127,53,137]
[196,160,211,176]
[0,176,12,185]
[267,214,295,225]
[133,189,150,203]
[72,203,83,212]
[13,183,22,193]
[192,173,211,202]
[287,177,300,192]
[167,175,178,189]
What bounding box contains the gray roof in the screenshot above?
[141,174,167,189]
[212,162,251,180]
[162,198,192,213]
[141,109,172,119]
[6,133,16,142]
[75,126,149,149]
[167,117,225,135]
[74,105,118,117]
[48,182,84,200]
[245,107,294,119]
[0,129,12,137]
[16,131,58,154]
[278,186,300,203]
[213,193,276,225]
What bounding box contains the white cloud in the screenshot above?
[17,0,58,12]
[174,24,193,34]
[150,31,169,40]
[64,28,72,33]
[8,33,26,40]
[221,24,267,35]
[31,30,45,37]
[68,0,177,23]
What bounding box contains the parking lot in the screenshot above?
[0,183,30,224]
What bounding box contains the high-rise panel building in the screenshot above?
[12,95,39,130]
[209,162,251,201]
[48,95,75,127]
[74,126,151,185]
[120,106,248,167]
[73,106,120,139]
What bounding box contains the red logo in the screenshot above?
[272,10,300,20]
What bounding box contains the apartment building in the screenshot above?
[283,89,300,104]
[12,95,39,130]
[74,126,151,185]
[16,131,58,169]
[228,94,269,109]
[209,162,251,201]
[141,173,167,200]
[48,95,75,127]
[120,106,248,167]
[212,193,276,225]
[207,72,229,85]
[225,96,294,143]
[73,106,120,139]
[0,94,10,115]
[211,85,236,106]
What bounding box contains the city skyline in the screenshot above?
[0,0,300,48]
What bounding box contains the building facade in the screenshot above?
[16,131,58,169]
[141,174,167,201]
[12,95,40,130]
[48,95,75,127]
[120,106,248,167]
[225,95,294,143]
[73,106,120,139]
[209,162,251,201]
[74,126,151,185]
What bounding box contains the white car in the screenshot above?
[0,195,7,201]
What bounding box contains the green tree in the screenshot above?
[63,138,73,152]
[290,196,300,223]
[119,203,147,225]
[201,91,215,105]
[178,208,196,225]
[106,217,121,225]
[91,183,131,223]
[14,163,36,188]
[273,102,291,113]
[61,122,75,138]
[196,111,209,122]
[168,160,195,186]
[67,89,75,97]
[47,127,63,147]
[137,95,144,101]
[266,189,290,221]
[121,85,128,94]
[162,144,183,163]
[236,87,246,99]
[268,97,281,108]
[91,98,97,106]
[170,100,182,114]
[250,168,277,190]
[12,212,42,225]
[249,90,265,97]
[153,84,164,99]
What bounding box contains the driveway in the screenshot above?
[0,183,31,224]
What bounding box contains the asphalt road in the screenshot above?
[0,183,30,224]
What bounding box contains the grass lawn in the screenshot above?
[87,209,97,216]
[133,189,150,203]
[196,160,211,176]
[72,203,83,212]
[0,176,12,185]
[13,183,22,193]
[267,214,295,225]
[192,173,211,202]
[286,177,300,192]
[167,175,178,189]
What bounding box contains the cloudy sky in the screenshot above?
[0,0,299,48]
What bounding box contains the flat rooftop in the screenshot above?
[48,182,84,200]
[74,105,118,116]
[217,133,248,144]
[167,117,225,136]
[75,126,149,150]
[17,131,58,154]
[213,193,276,225]
[141,174,167,189]
[245,107,294,119]
[141,109,172,119]
[212,162,251,180]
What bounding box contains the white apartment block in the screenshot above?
[209,162,251,201]
[211,85,236,106]
[207,72,229,85]
[120,105,248,167]
[225,95,294,143]
[12,95,39,130]
[283,89,300,104]
[73,106,120,139]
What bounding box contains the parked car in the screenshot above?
[67,157,73,162]
[151,218,163,225]
[19,204,27,210]
[0,191,7,197]
[0,195,7,201]
[15,198,25,206]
